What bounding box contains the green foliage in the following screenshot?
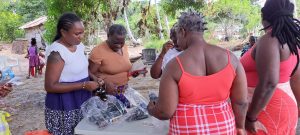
[297,0,300,17]
[0,12,24,42]
[204,0,261,35]
[44,0,126,44]
[44,0,104,43]
[15,0,47,23]
[200,0,260,36]
[116,1,171,39]
[161,0,205,17]
[0,0,24,42]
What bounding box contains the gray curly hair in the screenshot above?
[177,10,207,32]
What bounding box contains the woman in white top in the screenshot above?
[44,13,100,135]
[150,24,182,79]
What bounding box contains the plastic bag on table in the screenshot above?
[123,87,149,122]
[81,96,127,129]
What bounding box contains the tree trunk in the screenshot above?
[155,0,164,39]
[124,7,138,46]
[165,15,170,36]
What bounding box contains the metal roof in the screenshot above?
[19,16,47,29]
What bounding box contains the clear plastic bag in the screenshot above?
[81,96,127,129]
[81,88,153,129]
[123,87,149,122]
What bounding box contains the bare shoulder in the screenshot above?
[257,33,280,48]
[163,56,182,82]
[91,42,106,51]
[47,51,63,64]
[206,44,239,69]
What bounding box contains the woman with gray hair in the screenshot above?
[147,10,248,135]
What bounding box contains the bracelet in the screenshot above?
[246,115,258,122]
[82,81,86,89]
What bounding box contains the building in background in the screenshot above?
[19,16,47,50]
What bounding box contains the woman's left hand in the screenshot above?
[245,120,268,134]
[245,119,259,133]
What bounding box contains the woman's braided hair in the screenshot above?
[177,10,207,33]
[262,0,300,75]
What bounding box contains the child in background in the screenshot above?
[26,38,39,79]
[38,52,45,75]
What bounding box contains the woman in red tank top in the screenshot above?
[240,0,300,134]
[147,10,248,135]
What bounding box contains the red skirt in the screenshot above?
[169,100,236,135]
[247,82,298,135]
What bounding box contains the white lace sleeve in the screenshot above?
[45,42,67,62]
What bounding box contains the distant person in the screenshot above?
[240,0,300,134]
[240,36,256,57]
[147,10,248,135]
[26,38,39,78]
[150,24,182,79]
[38,52,45,75]
[44,13,100,134]
[225,36,229,41]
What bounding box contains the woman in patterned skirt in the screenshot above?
[147,10,248,135]
[44,13,100,135]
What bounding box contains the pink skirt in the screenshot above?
[29,55,39,67]
[247,82,297,135]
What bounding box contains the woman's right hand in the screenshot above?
[161,41,174,55]
[85,81,100,91]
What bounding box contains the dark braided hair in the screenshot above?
[262,0,300,75]
[53,12,81,42]
[177,10,207,33]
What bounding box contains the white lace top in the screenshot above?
[162,48,182,70]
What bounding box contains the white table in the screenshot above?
[75,117,169,135]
